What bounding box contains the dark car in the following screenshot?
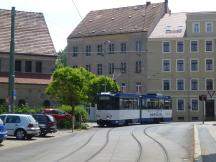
[32,114,57,136]
[42,109,72,121]
[0,118,7,143]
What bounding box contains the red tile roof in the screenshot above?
[68,2,166,38]
[0,9,56,56]
[0,72,52,85]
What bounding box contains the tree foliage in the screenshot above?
[55,49,67,68]
[46,67,88,105]
[46,67,119,105]
[88,76,119,102]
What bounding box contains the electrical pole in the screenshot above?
[8,7,16,113]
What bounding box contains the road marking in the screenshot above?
[194,124,203,162]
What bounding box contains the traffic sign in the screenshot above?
[208,90,215,98]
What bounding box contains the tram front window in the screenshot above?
[97,96,118,110]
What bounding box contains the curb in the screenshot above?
[194,124,203,162]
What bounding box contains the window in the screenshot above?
[205,40,213,52]
[108,43,115,54]
[135,40,141,52]
[25,61,32,72]
[72,46,78,57]
[192,22,200,33]
[72,65,78,68]
[135,61,141,73]
[86,45,91,56]
[191,59,198,72]
[35,61,42,73]
[136,82,142,93]
[176,59,184,72]
[177,79,184,90]
[190,40,198,52]
[15,60,22,72]
[206,79,214,90]
[43,100,51,107]
[109,63,114,74]
[121,62,126,73]
[18,99,26,107]
[178,116,185,121]
[121,43,127,53]
[163,79,170,91]
[177,99,185,111]
[121,83,126,93]
[206,22,213,33]
[162,59,171,72]
[177,41,184,53]
[205,59,213,71]
[97,64,103,75]
[97,44,103,55]
[6,116,21,123]
[85,64,91,72]
[191,79,198,91]
[162,41,171,53]
[191,99,199,111]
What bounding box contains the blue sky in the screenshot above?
[2,0,216,51]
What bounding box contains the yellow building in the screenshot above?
[148,12,216,121]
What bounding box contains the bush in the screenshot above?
[0,105,7,114]
[14,106,41,114]
[57,118,72,129]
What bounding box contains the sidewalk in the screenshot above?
[194,122,216,162]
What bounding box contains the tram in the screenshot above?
[95,92,172,126]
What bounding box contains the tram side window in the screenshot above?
[120,98,138,109]
[164,100,172,109]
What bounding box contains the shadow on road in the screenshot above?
[6,137,36,141]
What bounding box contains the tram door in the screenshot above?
[205,100,215,121]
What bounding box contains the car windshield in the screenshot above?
[27,115,37,123]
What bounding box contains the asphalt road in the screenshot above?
[0,123,194,162]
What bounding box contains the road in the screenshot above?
[0,123,194,162]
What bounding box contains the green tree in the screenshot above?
[46,67,88,131]
[89,75,119,103]
[55,49,67,68]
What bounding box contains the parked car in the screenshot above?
[0,118,7,143]
[42,109,72,121]
[32,114,57,136]
[0,114,40,140]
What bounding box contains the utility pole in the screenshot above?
[8,7,16,113]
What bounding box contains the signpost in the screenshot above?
[199,95,207,124]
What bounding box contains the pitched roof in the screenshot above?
[68,2,166,38]
[149,13,186,39]
[0,72,51,85]
[0,9,56,56]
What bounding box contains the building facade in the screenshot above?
[0,9,56,107]
[148,12,216,121]
[67,1,169,93]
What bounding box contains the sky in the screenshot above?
[1,0,216,52]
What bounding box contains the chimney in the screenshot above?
[164,0,168,13]
[146,1,151,7]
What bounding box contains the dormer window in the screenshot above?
[192,22,200,33]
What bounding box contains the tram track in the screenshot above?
[56,130,98,162]
[131,127,143,162]
[84,127,113,162]
[143,125,170,162]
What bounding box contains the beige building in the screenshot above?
[0,9,56,107]
[148,12,216,121]
[67,1,169,93]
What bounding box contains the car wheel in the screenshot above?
[15,129,26,140]
[40,133,47,137]
[0,139,3,143]
[26,135,33,140]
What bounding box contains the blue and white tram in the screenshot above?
[140,93,172,123]
[96,92,140,126]
[96,92,172,126]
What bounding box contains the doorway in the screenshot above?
[205,100,215,121]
